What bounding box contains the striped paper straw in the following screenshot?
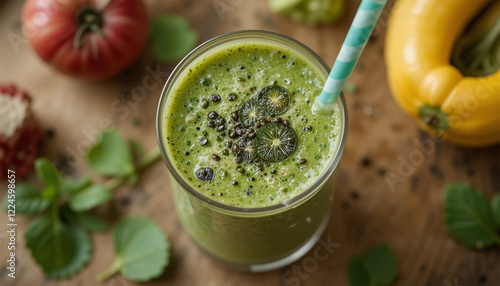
[318,0,387,105]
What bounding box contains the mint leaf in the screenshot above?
[347,244,398,286]
[87,129,135,177]
[444,183,500,248]
[492,194,500,228]
[2,183,50,214]
[35,158,62,190]
[25,215,76,273]
[61,206,108,232]
[97,217,170,282]
[347,256,370,286]
[46,224,92,278]
[362,244,398,285]
[150,15,198,62]
[69,184,112,212]
[61,177,92,194]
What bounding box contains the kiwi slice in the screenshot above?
[254,122,297,162]
[238,100,266,127]
[233,138,257,163]
[257,85,291,116]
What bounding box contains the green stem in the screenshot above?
[96,259,122,282]
[73,23,91,49]
[137,146,162,171]
[103,176,125,191]
[451,7,500,77]
[103,146,162,191]
[73,7,104,49]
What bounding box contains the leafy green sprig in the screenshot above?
[444,183,500,248]
[347,244,398,286]
[3,129,169,281]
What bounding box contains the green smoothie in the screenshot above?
[157,31,346,269]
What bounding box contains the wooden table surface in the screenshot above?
[1,0,499,285]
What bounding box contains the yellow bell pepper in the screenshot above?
[385,0,500,147]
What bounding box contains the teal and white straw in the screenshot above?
[318,0,388,105]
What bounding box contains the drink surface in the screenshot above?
[164,41,342,208]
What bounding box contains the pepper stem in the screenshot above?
[451,2,500,77]
[419,105,449,131]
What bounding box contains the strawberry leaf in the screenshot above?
[25,214,91,278]
[150,15,198,62]
[444,183,500,248]
[2,183,50,214]
[35,158,62,190]
[61,205,108,232]
[491,194,500,228]
[69,184,112,212]
[347,244,398,286]
[86,129,135,177]
[97,217,169,282]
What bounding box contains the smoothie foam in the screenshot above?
[163,41,342,208]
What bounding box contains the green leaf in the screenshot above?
[347,256,370,286]
[444,183,500,248]
[26,214,93,278]
[361,244,398,285]
[69,184,112,212]
[35,158,62,189]
[490,194,500,228]
[61,205,108,232]
[97,217,170,282]
[60,177,92,194]
[2,183,50,214]
[46,224,92,278]
[347,244,398,286]
[150,15,198,62]
[86,129,135,177]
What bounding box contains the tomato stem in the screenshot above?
[73,7,104,49]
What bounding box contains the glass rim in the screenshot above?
[156,30,348,214]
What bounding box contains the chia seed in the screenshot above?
[208,111,219,119]
[196,167,214,181]
[210,94,221,102]
[201,99,209,108]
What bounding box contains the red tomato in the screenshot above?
[23,0,148,80]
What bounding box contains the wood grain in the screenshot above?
[0,0,499,285]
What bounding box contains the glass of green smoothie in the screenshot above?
[157,30,347,272]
